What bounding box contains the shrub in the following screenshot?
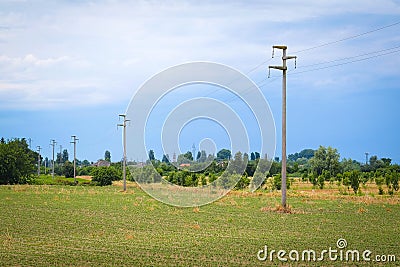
[273,174,290,191]
[349,170,360,194]
[309,173,318,187]
[91,166,120,186]
[234,174,250,190]
[317,175,325,189]
[63,161,74,178]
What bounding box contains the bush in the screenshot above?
[63,161,74,178]
[273,174,290,191]
[317,175,325,189]
[129,166,160,184]
[91,166,120,186]
[234,174,250,190]
[349,170,360,194]
[309,173,318,187]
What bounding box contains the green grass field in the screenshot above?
[1,183,399,266]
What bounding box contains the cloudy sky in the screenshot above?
[1,0,399,163]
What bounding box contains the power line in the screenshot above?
[287,48,400,76]
[297,44,400,69]
[216,43,400,105]
[293,21,400,54]
[242,20,400,75]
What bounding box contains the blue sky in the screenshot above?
[0,0,399,163]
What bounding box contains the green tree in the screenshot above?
[199,150,207,163]
[104,150,111,162]
[217,149,231,161]
[82,160,91,166]
[309,146,340,177]
[229,151,246,174]
[62,149,69,163]
[341,158,361,172]
[162,154,170,163]
[177,151,193,164]
[183,151,193,161]
[250,152,256,161]
[148,150,155,161]
[0,138,37,184]
[381,158,391,167]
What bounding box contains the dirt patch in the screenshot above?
[76,175,92,180]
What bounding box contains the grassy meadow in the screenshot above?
[0,180,399,266]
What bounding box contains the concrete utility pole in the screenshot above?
[50,139,56,179]
[37,146,41,176]
[71,135,79,183]
[118,114,130,191]
[269,45,296,209]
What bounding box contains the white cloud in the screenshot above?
[0,0,399,110]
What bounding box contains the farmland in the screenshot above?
[1,181,399,266]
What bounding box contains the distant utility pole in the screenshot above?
[269,45,297,209]
[192,144,196,161]
[37,146,41,176]
[365,152,369,165]
[118,114,130,192]
[50,139,56,179]
[28,138,33,149]
[71,135,79,183]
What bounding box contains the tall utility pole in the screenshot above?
[37,146,41,176]
[71,135,78,183]
[118,114,130,191]
[50,139,56,179]
[269,45,296,209]
[365,152,369,165]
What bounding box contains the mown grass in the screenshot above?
[0,183,399,266]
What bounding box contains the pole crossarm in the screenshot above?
[269,65,287,71]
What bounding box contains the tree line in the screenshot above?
[130,146,399,194]
[1,137,398,195]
